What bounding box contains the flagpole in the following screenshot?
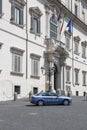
[71,0,75,88]
[72,19,74,88]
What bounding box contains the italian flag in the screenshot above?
[59,12,67,34]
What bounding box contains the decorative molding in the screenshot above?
[81,41,87,46]
[64,30,72,38]
[30,53,41,60]
[44,4,50,14]
[30,75,40,79]
[75,82,79,85]
[74,36,81,42]
[66,81,71,84]
[10,47,25,55]
[10,71,24,76]
[74,68,80,71]
[66,66,71,69]
[10,0,26,6]
[29,7,43,16]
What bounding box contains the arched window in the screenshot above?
[50,15,58,39]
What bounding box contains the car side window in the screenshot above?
[49,92,58,96]
[42,93,49,96]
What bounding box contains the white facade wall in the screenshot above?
[0,0,87,100]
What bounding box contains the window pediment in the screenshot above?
[30,53,41,60]
[10,0,26,6]
[81,41,87,46]
[29,7,43,16]
[74,36,81,42]
[10,47,25,55]
[75,68,79,72]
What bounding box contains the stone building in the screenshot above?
[0,0,87,100]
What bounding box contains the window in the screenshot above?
[29,7,42,35]
[64,31,71,50]
[74,36,80,55]
[30,54,41,78]
[0,0,2,16]
[10,47,24,76]
[66,66,71,83]
[75,69,79,84]
[12,54,22,73]
[50,15,58,39]
[74,4,78,16]
[10,0,25,27]
[65,37,70,50]
[31,58,39,77]
[76,91,79,96]
[82,71,86,86]
[15,7,20,24]
[82,46,86,58]
[82,11,85,22]
[14,85,20,94]
[30,16,40,34]
[74,41,79,54]
[81,41,87,59]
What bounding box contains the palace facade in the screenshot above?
[0,0,87,100]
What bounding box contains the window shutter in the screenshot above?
[37,18,40,34]
[0,0,2,14]
[31,15,34,32]
[11,5,15,21]
[19,9,23,25]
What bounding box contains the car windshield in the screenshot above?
[35,92,42,96]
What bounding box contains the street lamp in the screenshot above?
[41,64,55,91]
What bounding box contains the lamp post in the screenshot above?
[41,65,55,91]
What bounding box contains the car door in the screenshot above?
[42,92,51,104]
[49,92,58,105]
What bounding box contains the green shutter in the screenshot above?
[37,18,40,34]
[31,15,34,32]
[0,0,2,14]
[11,5,15,21]
[19,9,23,25]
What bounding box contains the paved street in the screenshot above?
[0,96,87,130]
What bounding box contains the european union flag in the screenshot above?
[67,18,72,33]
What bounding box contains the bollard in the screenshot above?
[14,92,17,101]
[85,93,87,101]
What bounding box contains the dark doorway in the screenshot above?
[54,64,58,91]
[33,87,38,94]
[76,91,79,96]
[14,85,20,94]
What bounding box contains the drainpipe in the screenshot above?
[26,0,28,79]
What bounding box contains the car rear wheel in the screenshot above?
[63,99,69,106]
[37,100,44,106]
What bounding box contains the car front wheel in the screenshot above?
[63,99,69,106]
[37,100,44,106]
